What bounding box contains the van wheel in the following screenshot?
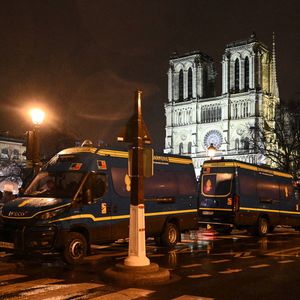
[62,232,87,264]
[257,217,269,237]
[160,222,179,247]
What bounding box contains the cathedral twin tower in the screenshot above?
[164,33,279,176]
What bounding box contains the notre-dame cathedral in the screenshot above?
[164,33,279,176]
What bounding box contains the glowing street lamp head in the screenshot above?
[207,143,216,159]
[30,108,45,126]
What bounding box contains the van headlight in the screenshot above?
[37,208,66,220]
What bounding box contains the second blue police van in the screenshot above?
[199,159,300,236]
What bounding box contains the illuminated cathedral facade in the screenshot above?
[164,34,279,176]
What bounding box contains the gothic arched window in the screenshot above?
[203,67,208,97]
[244,137,250,151]
[234,103,238,119]
[243,102,246,117]
[13,149,19,160]
[179,69,184,101]
[178,111,182,125]
[188,142,192,154]
[208,108,211,122]
[188,68,193,99]
[179,143,183,154]
[235,138,239,150]
[234,58,240,92]
[244,57,249,90]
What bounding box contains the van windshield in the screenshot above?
[24,171,84,198]
[201,173,233,197]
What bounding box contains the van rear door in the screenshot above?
[199,168,235,225]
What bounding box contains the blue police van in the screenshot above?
[0,144,198,264]
[199,159,300,236]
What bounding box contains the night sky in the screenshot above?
[1,0,300,155]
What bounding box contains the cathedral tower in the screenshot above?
[164,34,280,176]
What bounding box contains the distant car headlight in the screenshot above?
[37,208,66,220]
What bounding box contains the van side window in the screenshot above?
[93,174,107,198]
[81,173,107,204]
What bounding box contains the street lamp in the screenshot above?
[30,108,45,126]
[207,143,216,160]
[29,108,45,175]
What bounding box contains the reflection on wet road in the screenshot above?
[0,227,300,299]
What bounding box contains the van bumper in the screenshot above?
[198,208,235,227]
[0,224,63,253]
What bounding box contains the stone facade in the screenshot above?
[0,136,26,163]
[164,34,279,176]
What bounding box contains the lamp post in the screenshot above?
[207,143,216,160]
[29,108,45,175]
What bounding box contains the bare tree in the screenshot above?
[250,103,300,179]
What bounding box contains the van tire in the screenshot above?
[160,222,179,247]
[62,232,87,264]
[257,217,269,237]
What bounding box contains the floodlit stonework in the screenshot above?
[164,34,279,176]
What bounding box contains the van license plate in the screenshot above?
[202,211,214,215]
[0,241,14,249]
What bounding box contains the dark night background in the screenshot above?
[0,0,299,157]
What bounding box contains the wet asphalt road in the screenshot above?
[1,227,300,299]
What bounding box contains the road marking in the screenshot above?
[219,268,242,274]
[0,278,63,295]
[249,264,270,269]
[91,288,154,299]
[9,282,103,300]
[181,263,202,268]
[266,246,300,257]
[187,274,212,279]
[234,251,251,257]
[278,260,295,264]
[211,259,231,264]
[240,256,255,259]
[173,295,214,300]
[0,274,27,281]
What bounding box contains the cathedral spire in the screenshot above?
[271,32,279,99]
